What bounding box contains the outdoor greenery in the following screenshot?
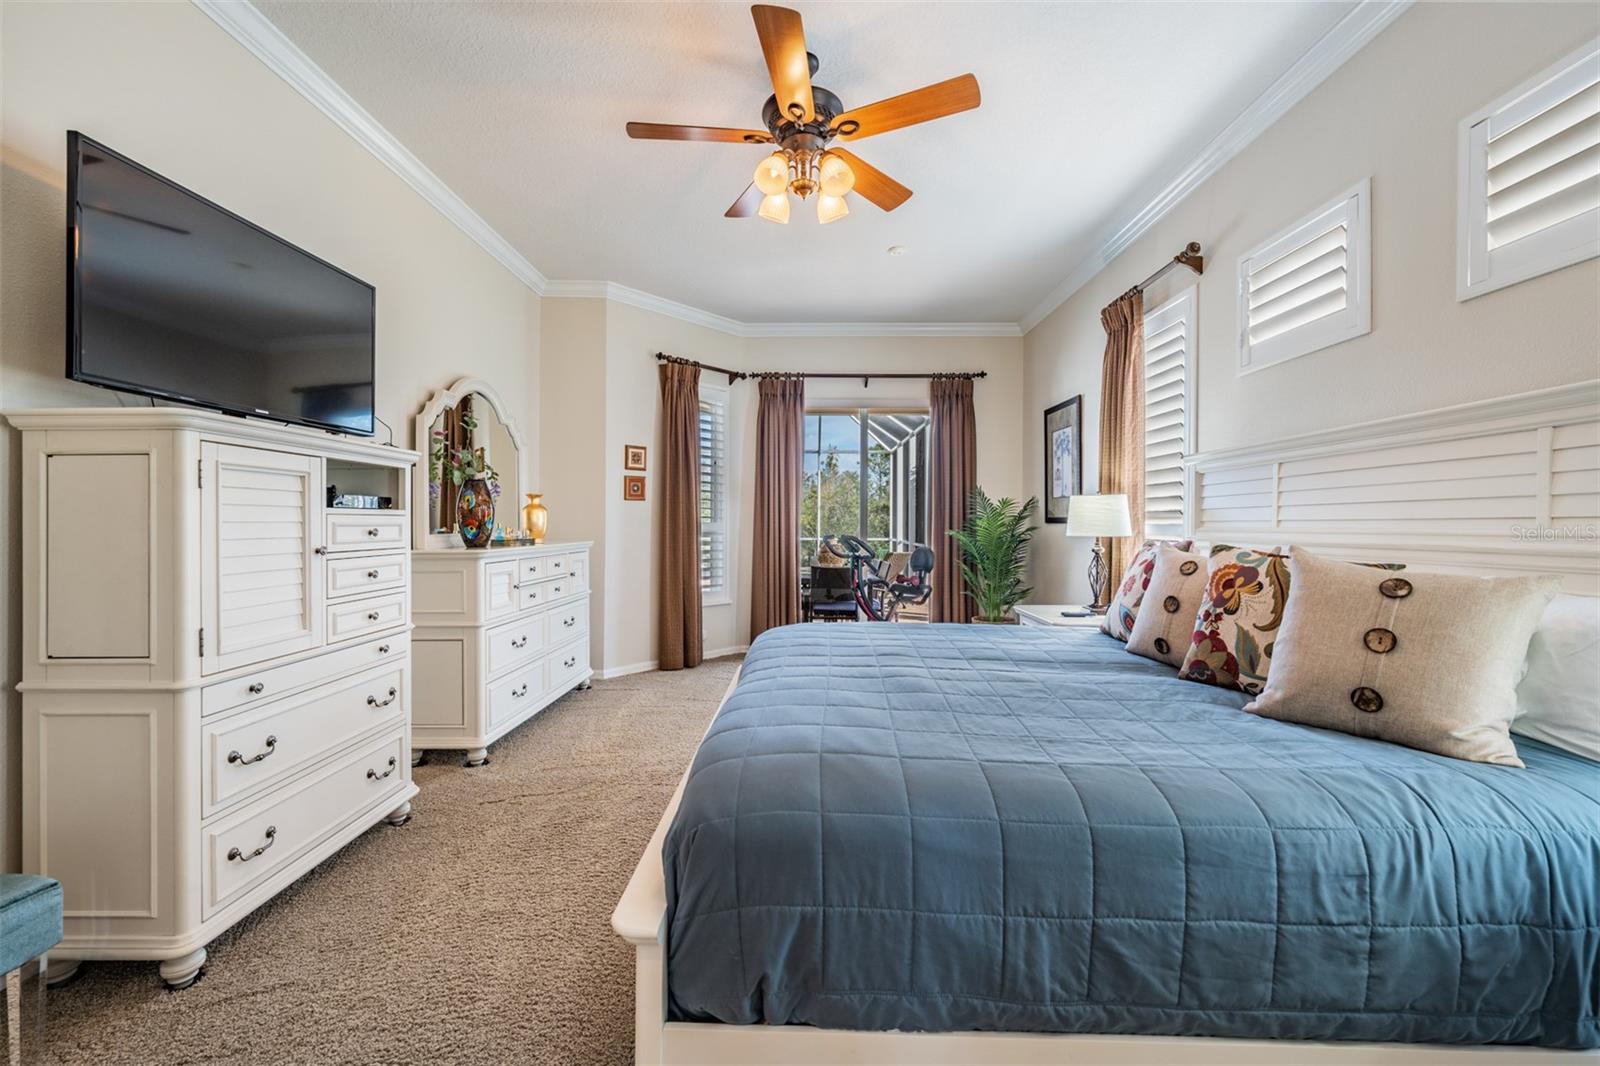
[949,488,1038,622]
[798,441,892,559]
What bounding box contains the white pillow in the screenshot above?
[1512,594,1600,762]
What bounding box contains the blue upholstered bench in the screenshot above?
[1,874,62,1064]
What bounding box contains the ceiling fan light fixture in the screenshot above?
[816,193,849,225]
[758,192,791,224]
[753,153,789,196]
[818,153,855,197]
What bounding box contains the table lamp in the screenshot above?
[1064,494,1132,614]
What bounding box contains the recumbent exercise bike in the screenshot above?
[812,534,934,623]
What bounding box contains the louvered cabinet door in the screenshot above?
[201,443,325,674]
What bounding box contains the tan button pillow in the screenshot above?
[1243,546,1560,767]
[1101,538,1194,641]
[1126,544,1208,667]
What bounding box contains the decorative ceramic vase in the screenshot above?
[456,476,496,548]
[522,492,549,543]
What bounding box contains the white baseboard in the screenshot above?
[596,645,748,681]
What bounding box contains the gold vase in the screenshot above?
[522,492,549,543]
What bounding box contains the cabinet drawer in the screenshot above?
[203,665,405,817]
[523,575,576,610]
[543,554,572,580]
[486,658,545,729]
[564,552,589,591]
[485,559,520,620]
[547,600,589,645]
[203,634,407,717]
[327,592,407,644]
[546,640,588,693]
[204,730,405,918]
[518,556,545,583]
[324,512,407,553]
[485,612,545,679]
[327,551,408,599]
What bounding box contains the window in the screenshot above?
[698,382,729,604]
[1144,287,1194,538]
[1457,38,1599,301]
[799,410,928,565]
[1237,178,1371,374]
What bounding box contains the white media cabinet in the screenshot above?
[410,542,593,765]
[5,407,419,989]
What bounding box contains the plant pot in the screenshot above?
[456,476,497,548]
[972,614,1020,625]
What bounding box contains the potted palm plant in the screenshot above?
[949,488,1038,623]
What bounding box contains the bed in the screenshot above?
[618,623,1598,1063]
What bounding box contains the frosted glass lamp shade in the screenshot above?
[1064,494,1132,538]
[758,193,790,224]
[819,153,855,196]
[754,153,789,195]
[816,194,849,224]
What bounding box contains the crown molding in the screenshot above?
[1018,0,1412,334]
[193,0,549,294]
[543,281,1021,338]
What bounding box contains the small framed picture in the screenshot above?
[1043,395,1083,523]
[623,444,647,471]
[623,475,646,501]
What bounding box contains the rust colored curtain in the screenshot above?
[1098,289,1146,585]
[658,360,703,670]
[929,375,977,623]
[750,376,805,641]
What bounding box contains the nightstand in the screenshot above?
[1014,604,1105,628]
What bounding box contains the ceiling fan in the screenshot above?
[625,4,980,225]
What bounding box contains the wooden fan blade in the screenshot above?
[828,148,912,212]
[626,122,771,144]
[831,74,980,141]
[751,5,814,124]
[725,183,764,218]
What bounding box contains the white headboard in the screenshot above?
[1184,381,1600,594]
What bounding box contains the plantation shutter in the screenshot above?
[1143,289,1192,539]
[1238,179,1370,372]
[1459,40,1600,299]
[698,384,729,600]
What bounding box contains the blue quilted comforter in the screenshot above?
[663,624,1599,1048]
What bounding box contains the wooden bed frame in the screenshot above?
[612,383,1600,1063]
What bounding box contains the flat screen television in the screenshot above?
[67,131,376,435]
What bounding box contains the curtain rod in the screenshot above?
[655,352,986,386]
[1132,241,1205,294]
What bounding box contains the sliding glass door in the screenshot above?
[800,409,929,564]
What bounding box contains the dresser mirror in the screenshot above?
[413,378,528,549]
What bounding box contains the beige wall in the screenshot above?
[0,2,543,871]
[1024,2,1600,605]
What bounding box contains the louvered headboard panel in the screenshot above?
[1186,381,1600,593]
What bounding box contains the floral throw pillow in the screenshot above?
[1101,538,1195,641]
[1179,546,1406,694]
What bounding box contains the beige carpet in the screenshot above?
[41,657,742,1066]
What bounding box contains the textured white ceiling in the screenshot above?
[254,1,1356,324]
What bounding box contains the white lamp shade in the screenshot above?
[1064,494,1132,538]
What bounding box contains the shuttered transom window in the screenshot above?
[698,383,730,603]
[1144,288,1194,539]
[1237,178,1371,374]
[1458,38,1600,300]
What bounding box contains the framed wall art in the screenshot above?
[1043,395,1083,523]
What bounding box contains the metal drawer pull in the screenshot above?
[511,636,528,649]
[377,644,390,654]
[227,825,277,863]
[247,682,265,695]
[563,617,576,628]
[314,546,328,556]
[366,527,381,537]
[553,561,563,569]
[366,569,380,579]
[512,684,529,698]
[228,735,278,765]
[367,757,398,781]
[366,611,380,621]
[367,687,398,708]
[563,656,577,669]
[553,585,564,595]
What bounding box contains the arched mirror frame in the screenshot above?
[412,377,529,550]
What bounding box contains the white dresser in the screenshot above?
[411,543,593,765]
[5,407,419,989]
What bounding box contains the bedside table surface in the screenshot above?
[1014,604,1104,628]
